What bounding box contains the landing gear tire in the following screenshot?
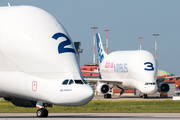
[43,109,48,117]
[104,94,111,98]
[160,94,162,98]
[143,94,148,99]
[37,108,48,117]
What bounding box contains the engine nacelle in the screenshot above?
[158,82,170,92]
[96,83,109,94]
[8,98,37,107]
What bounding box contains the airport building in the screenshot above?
[81,63,98,78]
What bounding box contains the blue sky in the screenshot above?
[1,0,180,74]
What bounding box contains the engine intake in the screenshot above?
[97,83,109,94]
[158,82,170,92]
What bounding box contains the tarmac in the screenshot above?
[0,113,180,120]
[0,95,179,120]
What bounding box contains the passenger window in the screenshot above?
[69,79,74,85]
[62,79,69,85]
[74,80,84,84]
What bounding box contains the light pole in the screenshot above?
[104,29,110,54]
[153,34,159,59]
[138,37,143,50]
[91,27,98,64]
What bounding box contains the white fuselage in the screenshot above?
[0,5,93,106]
[100,50,158,94]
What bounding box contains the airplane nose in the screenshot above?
[145,85,158,94]
[151,85,158,94]
[80,85,94,105]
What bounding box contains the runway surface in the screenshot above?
[0,113,180,120]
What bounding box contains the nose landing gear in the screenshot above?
[36,102,52,117]
[37,108,48,117]
[139,92,148,99]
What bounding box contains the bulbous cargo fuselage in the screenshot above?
[100,50,158,94]
[0,5,93,106]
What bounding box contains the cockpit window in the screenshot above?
[145,83,156,85]
[74,80,84,84]
[63,79,85,85]
[69,79,74,85]
[62,79,69,85]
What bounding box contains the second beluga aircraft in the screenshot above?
[84,33,178,98]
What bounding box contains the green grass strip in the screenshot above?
[0,100,180,113]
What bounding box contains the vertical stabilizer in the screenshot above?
[96,33,107,63]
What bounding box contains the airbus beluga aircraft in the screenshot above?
[84,33,179,98]
[0,5,94,117]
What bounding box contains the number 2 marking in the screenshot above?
[144,62,154,71]
[52,33,76,54]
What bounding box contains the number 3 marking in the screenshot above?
[144,62,154,71]
[52,33,76,54]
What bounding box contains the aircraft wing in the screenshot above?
[157,75,180,82]
[84,78,122,84]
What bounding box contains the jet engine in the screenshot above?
[6,98,37,107]
[96,83,109,94]
[157,82,170,92]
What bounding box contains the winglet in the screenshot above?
[96,33,107,63]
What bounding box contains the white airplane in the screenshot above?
[0,5,94,117]
[84,33,179,98]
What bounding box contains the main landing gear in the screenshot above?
[36,102,52,117]
[116,85,125,96]
[143,94,148,99]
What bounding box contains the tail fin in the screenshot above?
[96,33,107,63]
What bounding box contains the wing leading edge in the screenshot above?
[84,78,123,84]
[157,75,180,82]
